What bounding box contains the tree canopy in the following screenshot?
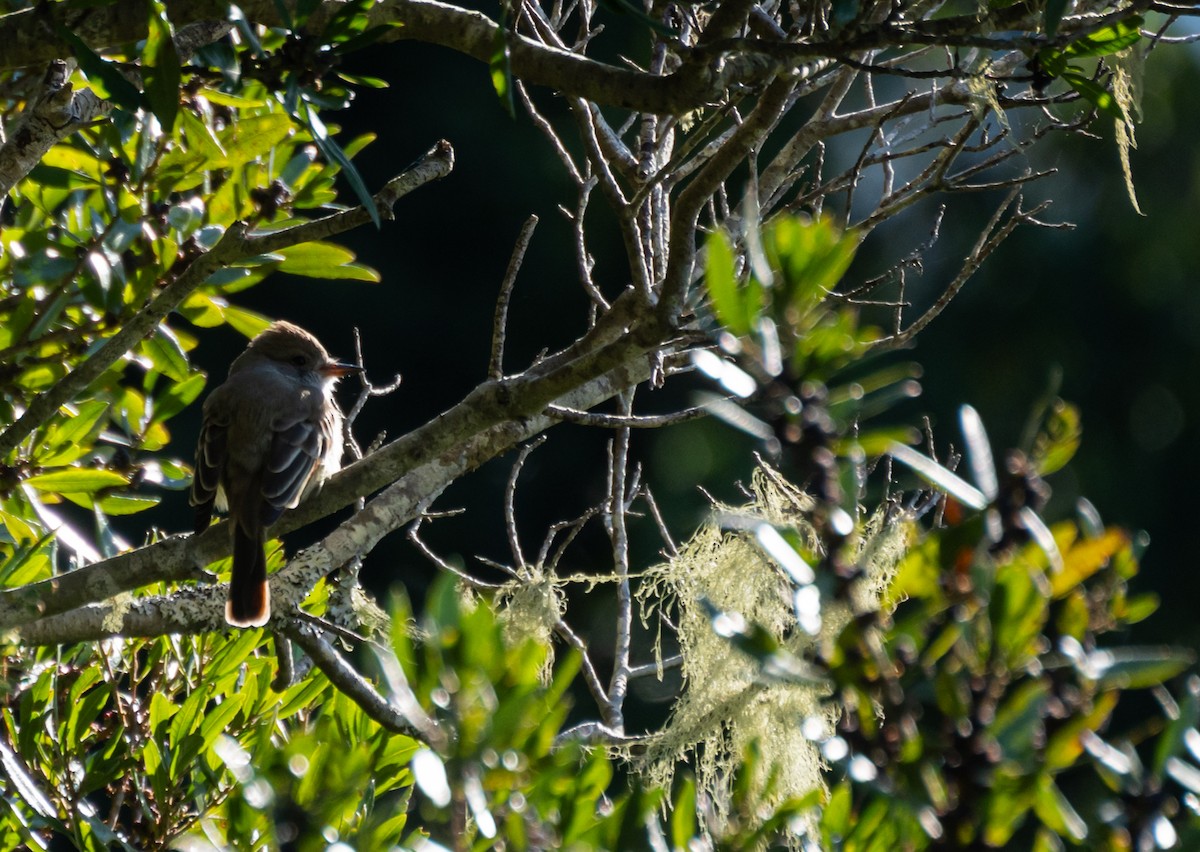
[1,0,1199,848]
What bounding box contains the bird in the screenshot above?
[190,321,360,627]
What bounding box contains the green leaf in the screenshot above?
[25,469,129,493]
[1043,0,1069,36]
[822,781,853,840]
[199,88,267,108]
[1090,646,1196,689]
[322,0,376,41]
[0,527,55,586]
[490,5,515,118]
[1153,682,1200,779]
[148,691,176,737]
[1032,399,1081,475]
[223,305,273,338]
[670,774,697,849]
[37,400,110,465]
[1062,18,1143,58]
[387,590,418,686]
[278,673,331,719]
[179,108,226,164]
[198,693,245,752]
[992,562,1048,668]
[768,214,860,322]
[94,494,161,515]
[65,682,111,748]
[39,145,104,183]
[206,629,263,682]
[1050,528,1128,598]
[1061,71,1123,119]
[1033,775,1088,842]
[58,27,145,114]
[179,292,227,328]
[276,241,380,281]
[705,229,750,334]
[150,373,207,425]
[988,679,1050,763]
[142,0,181,133]
[1120,592,1158,624]
[141,326,191,383]
[220,113,294,168]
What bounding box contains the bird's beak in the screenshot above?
[320,360,363,378]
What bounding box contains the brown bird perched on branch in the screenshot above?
[191,321,359,627]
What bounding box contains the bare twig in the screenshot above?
[408,516,510,589]
[285,621,443,747]
[504,436,547,569]
[344,327,404,464]
[545,403,708,428]
[639,485,679,559]
[605,391,635,731]
[874,191,1053,351]
[489,214,540,380]
[536,506,600,572]
[628,655,683,679]
[551,616,611,716]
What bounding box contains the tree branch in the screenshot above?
[658,75,794,324]
[0,61,111,202]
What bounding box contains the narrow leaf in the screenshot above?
[1044,0,1069,36]
[142,0,182,133]
[220,113,294,168]
[304,103,381,227]
[705,230,749,334]
[58,28,145,114]
[490,6,516,118]
[886,442,990,510]
[276,241,380,281]
[1061,71,1123,119]
[25,469,129,493]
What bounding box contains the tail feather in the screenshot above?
[228,522,270,627]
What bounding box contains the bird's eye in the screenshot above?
[291,354,307,367]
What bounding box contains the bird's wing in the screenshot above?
[259,399,330,525]
[191,394,231,532]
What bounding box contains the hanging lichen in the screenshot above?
[628,465,914,845]
[497,564,566,684]
[1113,48,1145,215]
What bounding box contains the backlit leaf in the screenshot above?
[705,229,749,334]
[25,469,129,493]
[276,241,380,281]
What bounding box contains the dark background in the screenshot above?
[168,35,1200,672]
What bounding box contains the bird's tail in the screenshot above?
[228,520,270,627]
